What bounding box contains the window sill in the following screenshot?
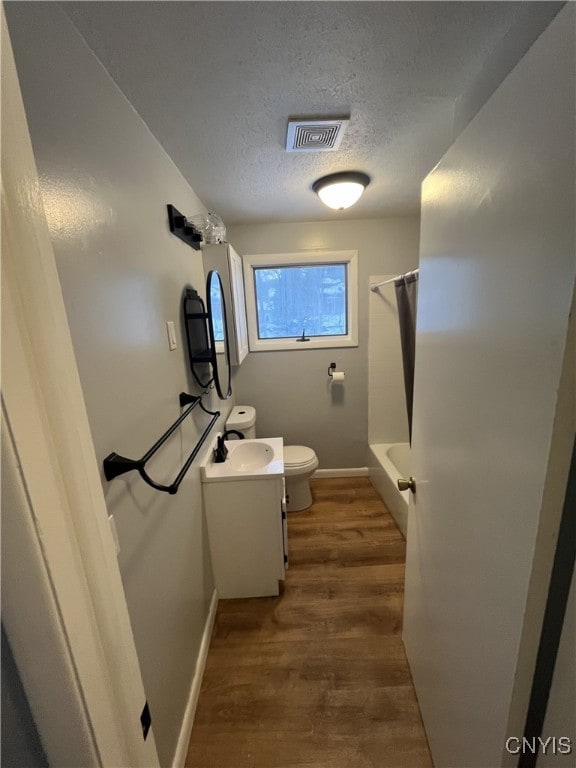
[248,335,358,352]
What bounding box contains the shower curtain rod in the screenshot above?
[370,268,419,292]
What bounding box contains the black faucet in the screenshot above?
[213,430,245,463]
[222,429,245,441]
[213,436,228,463]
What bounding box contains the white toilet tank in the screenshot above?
[226,405,256,439]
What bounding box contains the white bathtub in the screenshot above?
[368,442,411,538]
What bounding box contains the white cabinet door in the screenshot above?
[403,9,575,768]
[203,243,249,366]
[228,245,249,365]
[202,477,285,598]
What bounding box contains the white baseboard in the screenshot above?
[313,467,369,478]
[172,588,218,768]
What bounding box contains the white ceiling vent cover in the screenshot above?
[286,118,349,152]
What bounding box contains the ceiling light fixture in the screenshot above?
[312,171,370,210]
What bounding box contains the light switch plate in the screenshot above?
[166,320,177,350]
[108,514,120,556]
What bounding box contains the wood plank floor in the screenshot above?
[186,477,432,768]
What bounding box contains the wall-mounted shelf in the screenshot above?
[183,287,213,382]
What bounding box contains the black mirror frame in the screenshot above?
[206,270,232,399]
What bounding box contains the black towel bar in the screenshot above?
[103,392,219,495]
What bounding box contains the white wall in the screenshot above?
[228,219,419,468]
[5,5,230,764]
[452,2,563,139]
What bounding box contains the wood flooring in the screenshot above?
[186,477,432,768]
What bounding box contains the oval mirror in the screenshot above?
[206,270,231,399]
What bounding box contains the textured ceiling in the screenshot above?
[60,2,561,224]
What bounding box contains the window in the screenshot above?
[243,250,358,351]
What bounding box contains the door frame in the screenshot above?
[504,290,575,766]
[1,10,159,766]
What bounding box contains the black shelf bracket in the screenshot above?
[167,204,202,250]
[103,393,219,495]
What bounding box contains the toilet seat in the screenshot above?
[283,445,318,477]
[284,445,316,466]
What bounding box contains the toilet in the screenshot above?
[225,406,319,512]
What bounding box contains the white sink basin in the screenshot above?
[228,441,274,471]
[200,436,284,483]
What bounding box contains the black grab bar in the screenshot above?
[103,392,219,495]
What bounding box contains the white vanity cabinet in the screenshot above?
[202,476,287,598]
[202,243,249,366]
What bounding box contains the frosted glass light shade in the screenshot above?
[313,172,370,210]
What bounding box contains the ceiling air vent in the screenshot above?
[286,118,350,152]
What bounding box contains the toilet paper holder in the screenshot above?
[328,363,344,384]
[328,362,345,382]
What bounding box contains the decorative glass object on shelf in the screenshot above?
[188,212,226,245]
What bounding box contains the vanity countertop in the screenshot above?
[200,435,284,483]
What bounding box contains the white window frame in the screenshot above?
[242,250,358,352]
